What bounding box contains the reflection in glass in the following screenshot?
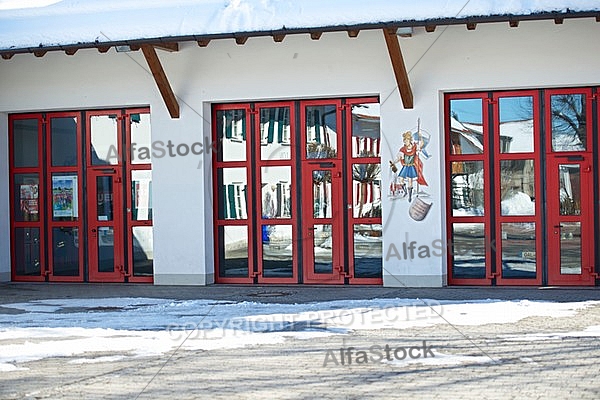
[260,107,291,160]
[501,223,536,279]
[52,227,79,276]
[499,96,534,153]
[90,115,119,165]
[216,109,246,162]
[313,170,332,218]
[52,173,79,221]
[132,226,153,276]
[353,224,382,278]
[218,225,249,277]
[449,99,483,155]
[352,164,381,218]
[451,161,484,216]
[130,113,152,164]
[559,164,581,216]
[13,174,40,222]
[261,166,291,219]
[351,103,380,158]
[313,224,333,274]
[500,160,535,216]
[451,223,486,279]
[262,225,293,278]
[51,117,78,166]
[96,176,114,221]
[98,227,115,273]
[551,94,586,152]
[217,168,248,220]
[14,228,41,276]
[131,170,152,220]
[560,222,581,275]
[306,105,337,159]
[12,119,39,168]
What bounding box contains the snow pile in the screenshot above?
[0,0,599,50]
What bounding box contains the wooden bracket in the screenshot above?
[141,44,180,119]
[382,28,414,109]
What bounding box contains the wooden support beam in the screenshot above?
[64,48,78,55]
[33,50,47,58]
[141,44,180,119]
[97,46,111,53]
[347,29,360,38]
[1,53,14,60]
[272,34,286,42]
[154,43,179,52]
[596,15,600,22]
[466,22,477,30]
[197,39,211,47]
[425,25,436,33]
[554,17,564,24]
[382,28,413,109]
[509,20,520,28]
[310,31,322,40]
[235,36,248,45]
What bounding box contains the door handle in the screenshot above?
[553,225,563,228]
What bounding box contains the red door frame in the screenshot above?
[345,97,383,285]
[492,91,543,286]
[9,114,46,281]
[46,112,84,282]
[213,103,254,283]
[254,101,298,284]
[545,88,595,285]
[300,99,345,284]
[446,92,493,285]
[86,110,125,282]
[125,108,153,283]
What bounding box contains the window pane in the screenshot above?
[216,109,246,162]
[261,166,291,219]
[500,160,535,216]
[306,105,337,159]
[501,223,536,279]
[450,161,484,216]
[12,119,39,168]
[351,103,380,158]
[313,170,332,218]
[90,115,119,165]
[313,224,332,274]
[260,107,291,161]
[14,227,41,276]
[13,174,40,222]
[131,170,152,221]
[52,227,79,276]
[449,99,483,155]
[451,223,486,279]
[352,163,381,218]
[96,176,114,221]
[217,168,248,220]
[218,225,249,277]
[51,117,78,166]
[130,113,152,164]
[98,227,115,273]
[499,96,534,153]
[559,164,581,216]
[353,224,382,278]
[52,173,79,221]
[262,225,293,278]
[560,222,581,275]
[551,94,586,152]
[132,226,153,276]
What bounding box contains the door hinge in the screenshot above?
[487,271,500,279]
[585,266,599,279]
[484,98,498,105]
[337,266,352,278]
[250,271,262,278]
[119,265,131,277]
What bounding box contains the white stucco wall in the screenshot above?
[0,17,598,286]
[0,113,9,281]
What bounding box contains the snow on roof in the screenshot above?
[0,0,599,51]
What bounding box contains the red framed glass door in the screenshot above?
[545,89,595,285]
[301,100,345,284]
[86,111,125,282]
